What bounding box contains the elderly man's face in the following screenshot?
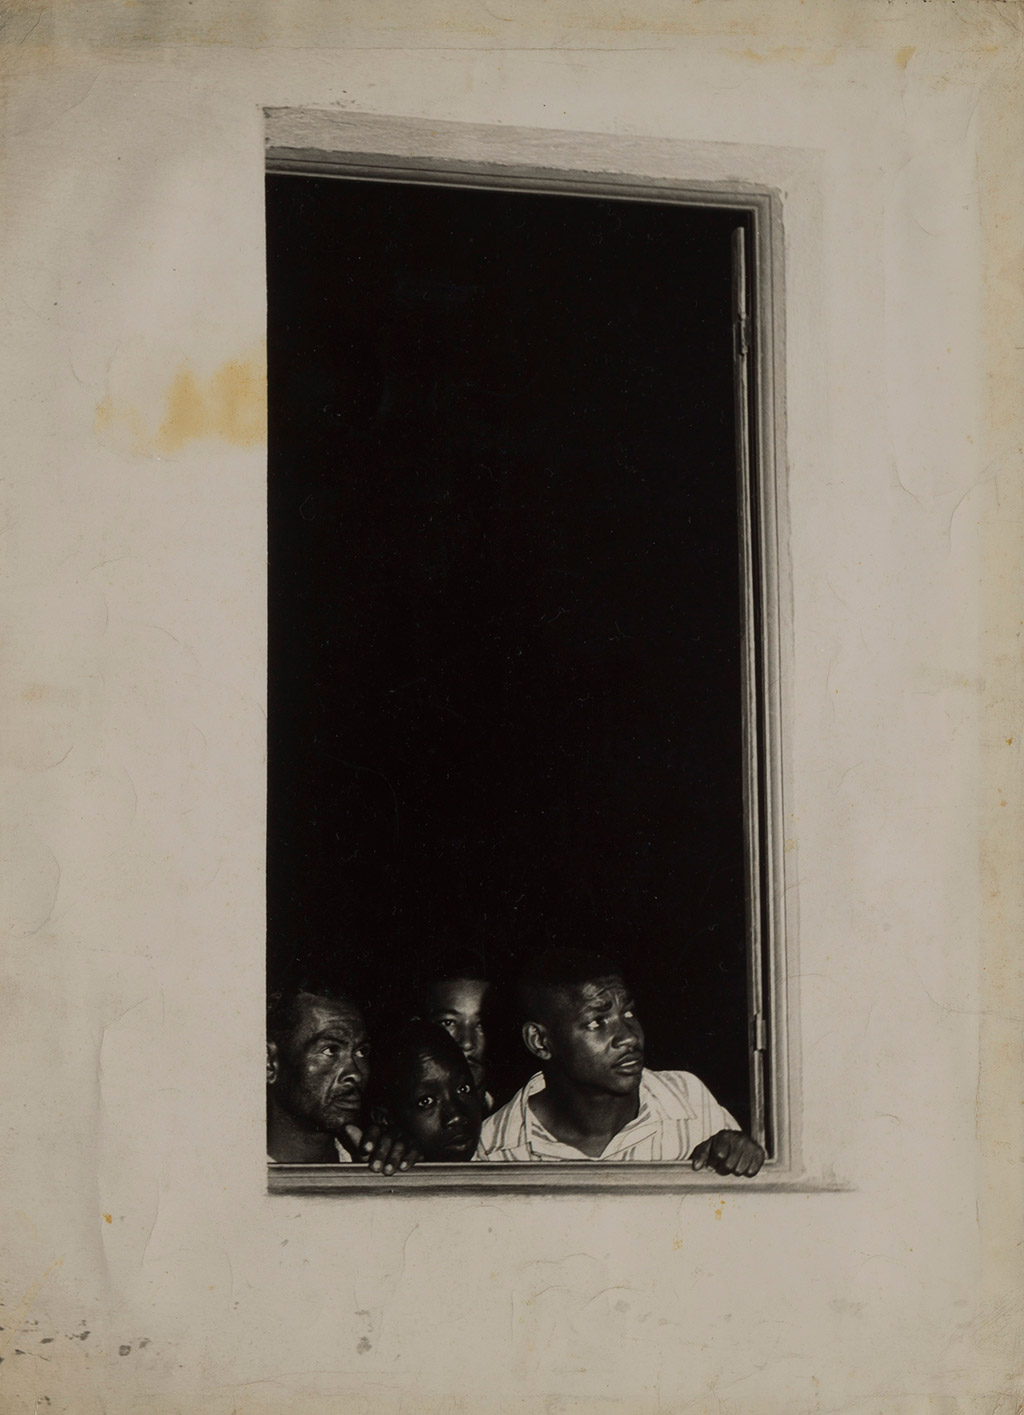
[268,994,370,1133]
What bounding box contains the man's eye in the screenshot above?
[624,1009,635,1019]
[320,1045,339,1056]
[585,1018,603,1031]
[355,1045,370,1058]
[440,1019,457,1033]
[416,1095,435,1110]
[457,1083,472,1096]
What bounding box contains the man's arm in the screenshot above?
[660,1072,765,1176]
[690,1130,765,1177]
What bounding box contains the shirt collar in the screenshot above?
[521,1070,661,1160]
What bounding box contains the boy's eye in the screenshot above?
[457,1083,472,1096]
[624,1009,635,1019]
[416,1095,436,1110]
[585,1018,603,1031]
[439,1019,457,1033]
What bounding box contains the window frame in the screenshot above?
[264,108,794,1193]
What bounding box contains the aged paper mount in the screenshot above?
[0,3,1021,1412]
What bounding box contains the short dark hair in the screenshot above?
[514,947,625,1025]
[406,948,490,1025]
[420,947,489,988]
[369,1021,471,1109]
[266,977,363,1050]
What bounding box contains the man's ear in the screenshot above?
[370,1103,392,1129]
[522,1020,551,1062]
[266,1040,279,1086]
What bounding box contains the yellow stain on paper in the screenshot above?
[741,46,836,66]
[96,345,266,455]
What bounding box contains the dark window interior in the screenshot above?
[267,173,751,1128]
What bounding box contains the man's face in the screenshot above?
[268,995,370,1133]
[423,977,489,1089]
[389,1045,483,1161]
[535,975,645,1097]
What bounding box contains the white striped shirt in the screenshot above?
[475,1069,739,1162]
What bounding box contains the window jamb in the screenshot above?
[264,110,795,1191]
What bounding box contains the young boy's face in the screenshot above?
[390,1045,483,1161]
[536,976,645,1096]
[423,977,489,1089]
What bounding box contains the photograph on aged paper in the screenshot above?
[2,4,1022,1411]
[264,117,788,1189]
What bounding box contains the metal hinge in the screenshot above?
[735,311,749,359]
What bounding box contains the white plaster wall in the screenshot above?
[0,5,1020,1412]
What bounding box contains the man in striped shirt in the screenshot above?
[475,948,765,1173]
